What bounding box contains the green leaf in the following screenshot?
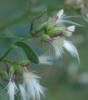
[9,66,15,76]
[14,64,22,73]
[15,42,39,64]
[30,8,47,32]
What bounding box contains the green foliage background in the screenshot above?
[0,0,88,100]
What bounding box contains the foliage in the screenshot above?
[0,0,88,100]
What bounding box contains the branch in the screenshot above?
[0,45,16,61]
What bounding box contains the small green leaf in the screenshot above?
[14,64,22,73]
[15,42,39,64]
[9,66,15,76]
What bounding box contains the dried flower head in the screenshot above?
[7,75,18,100]
[21,68,46,100]
[40,9,80,63]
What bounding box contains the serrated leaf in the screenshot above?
[15,42,39,64]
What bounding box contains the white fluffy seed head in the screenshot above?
[23,71,46,100]
[49,37,80,62]
[63,40,80,63]
[19,84,27,100]
[50,37,64,58]
[7,81,18,100]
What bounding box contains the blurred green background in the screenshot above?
[0,0,88,100]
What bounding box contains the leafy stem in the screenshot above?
[0,45,16,61]
[0,8,47,63]
[0,31,39,62]
[30,8,47,32]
